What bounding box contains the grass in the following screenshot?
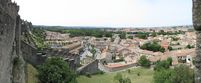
[26,64,39,83]
[77,67,154,83]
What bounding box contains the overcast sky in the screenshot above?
[13,0,192,27]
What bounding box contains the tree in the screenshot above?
[168,46,173,51]
[138,55,150,68]
[154,69,175,83]
[123,77,131,83]
[167,57,173,66]
[154,57,172,71]
[154,60,170,71]
[32,27,47,50]
[154,65,194,83]
[114,73,131,83]
[158,30,166,35]
[171,65,194,83]
[128,36,133,39]
[151,32,157,37]
[140,41,165,53]
[135,33,148,39]
[159,47,165,53]
[38,57,77,83]
[119,32,127,39]
[90,47,96,58]
[186,44,195,49]
[105,32,113,37]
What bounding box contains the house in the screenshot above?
[176,50,195,64]
[80,50,93,60]
[99,51,113,63]
[163,49,195,65]
[138,49,163,57]
[161,39,169,50]
[124,52,138,64]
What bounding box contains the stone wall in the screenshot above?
[21,40,46,66]
[77,60,100,74]
[0,0,25,83]
[193,0,201,83]
[45,48,80,71]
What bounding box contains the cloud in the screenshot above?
[13,0,192,27]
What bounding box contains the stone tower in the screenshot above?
[0,0,25,83]
[193,0,201,83]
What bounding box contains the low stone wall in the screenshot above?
[100,63,138,72]
[78,60,138,74]
[108,63,138,72]
[77,60,100,74]
[45,48,80,71]
[21,40,46,66]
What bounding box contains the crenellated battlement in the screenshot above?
[0,0,19,20]
[0,0,27,83]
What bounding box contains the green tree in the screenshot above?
[138,55,150,68]
[154,65,194,83]
[140,42,165,53]
[171,65,194,83]
[154,58,172,71]
[168,46,173,51]
[38,57,77,83]
[114,73,131,83]
[154,60,170,71]
[105,32,113,37]
[123,77,131,83]
[186,44,195,49]
[154,69,175,83]
[159,47,165,53]
[128,36,133,39]
[32,27,47,50]
[151,32,157,37]
[119,32,127,39]
[135,32,148,39]
[167,57,173,66]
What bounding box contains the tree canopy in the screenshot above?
[154,65,194,83]
[38,57,77,83]
[154,57,172,71]
[140,41,165,53]
[138,55,151,68]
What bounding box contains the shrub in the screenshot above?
[140,41,165,53]
[86,72,91,78]
[138,55,151,68]
[128,36,133,39]
[114,73,131,83]
[154,60,170,71]
[168,46,173,51]
[167,57,173,66]
[127,69,131,74]
[186,44,195,49]
[114,73,123,82]
[154,65,194,83]
[37,57,77,83]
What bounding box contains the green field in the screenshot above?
[77,67,154,83]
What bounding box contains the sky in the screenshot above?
[13,0,192,27]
